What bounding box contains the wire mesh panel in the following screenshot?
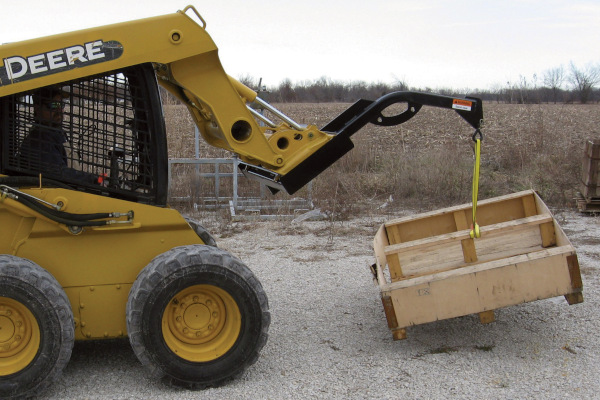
[1,63,167,204]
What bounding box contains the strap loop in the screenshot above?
[470,135,481,239]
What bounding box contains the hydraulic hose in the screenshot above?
[13,194,110,227]
[0,183,132,227]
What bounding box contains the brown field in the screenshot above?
[165,102,600,216]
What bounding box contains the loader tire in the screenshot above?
[126,245,270,389]
[183,216,217,247]
[0,255,74,399]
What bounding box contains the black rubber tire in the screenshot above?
[126,245,270,389]
[183,216,218,247]
[0,255,74,399]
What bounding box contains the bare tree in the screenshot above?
[277,79,297,102]
[543,66,565,103]
[569,62,600,104]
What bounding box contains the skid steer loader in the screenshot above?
[0,5,483,398]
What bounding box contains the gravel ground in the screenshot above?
[42,209,599,399]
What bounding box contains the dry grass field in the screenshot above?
[165,102,600,216]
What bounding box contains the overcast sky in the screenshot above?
[1,1,598,91]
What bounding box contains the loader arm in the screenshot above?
[240,91,483,194]
[0,5,482,197]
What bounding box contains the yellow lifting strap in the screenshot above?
[470,130,482,239]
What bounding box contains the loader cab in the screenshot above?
[0,63,168,205]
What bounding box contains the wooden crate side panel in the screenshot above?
[553,221,571,247]
[394,240,466,279]
[584,139,600,158]
[373,225,390,269]
[531,193,573,247]
[475,196,529,226]
[580,182,600,199]
[581,140,600,188]
[430,273,483,319]
[389,273,483,327]
[533,191,552,215]
[387,252,576,329]
[389,275,483,327]
[390,223,544,280]
[386,193,538,246]
[386,212,458,244]
[475,254,574,307]
[581,156,599,188]
[389,282,438,326]
[382,191,536,244]
[474,224,544,264]
[382,246,575,291]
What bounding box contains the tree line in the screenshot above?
[239,62,600,104]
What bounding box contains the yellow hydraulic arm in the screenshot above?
[0,5,483,195]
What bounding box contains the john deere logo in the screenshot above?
[0,40,124,86]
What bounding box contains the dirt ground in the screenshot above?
[42,205,600,399]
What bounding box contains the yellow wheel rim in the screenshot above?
[0,297,41,376]
[162,285,241,362]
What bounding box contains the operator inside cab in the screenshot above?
[18,86,100,185]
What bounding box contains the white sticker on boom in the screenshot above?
[452,99,472,111]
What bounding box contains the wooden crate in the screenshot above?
[581,139,600,199]
[373,190,583,340]
[576,192,600,213]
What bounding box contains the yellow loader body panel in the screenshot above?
[0,186,201,340]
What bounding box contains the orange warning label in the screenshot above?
[452,99,472,111]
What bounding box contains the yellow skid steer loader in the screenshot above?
[0,6,482,398]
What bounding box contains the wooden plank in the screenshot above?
[384,214,552,256]
[461,238,478,263]
[432,273,483,318]
[470,225,543,266]
[522,194,538,217]
[380,245,576,292]
[392,328,407,341]
[375,256,389,285]
[567,254,583,291]
[539,221,557,247]
[565,293,584,305]
[381,296,399,329]
[584,139,600,159]
[453,210,470,230]
[387,255,403,281]
[479,310,495,324]
[477,197,526,226]
[394,240,465,279]
[582,140,600,187]
[384,249,578,329]
[373,225,390,268]
[455,209,478,263]
[386,212,457,244]
[383,190,535,230]
[533,191,552,215]
[575,193,600,213]
[580,182,600,200]
[509,255,574,303]
[386,217,549,280]
[385,224,402,246]
[389,282,439,326]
